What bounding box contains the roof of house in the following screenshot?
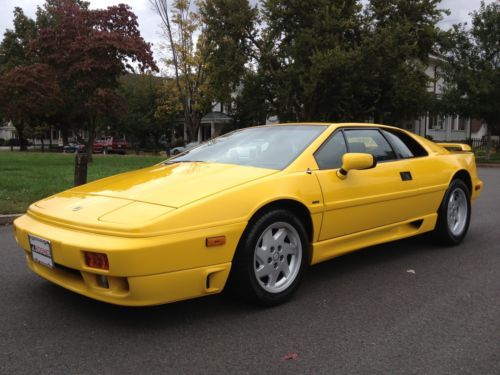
[201,112,232,124]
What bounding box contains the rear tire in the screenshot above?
[229,209,308,306]
[432,179,471,246]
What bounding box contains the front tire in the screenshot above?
[432,179,471,246]
[230,209,308,306]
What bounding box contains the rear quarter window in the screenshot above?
[381,129,428,158]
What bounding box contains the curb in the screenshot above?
[477,163,500,168]
[0,214,22,225]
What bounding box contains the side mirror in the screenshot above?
[337,153,377,179]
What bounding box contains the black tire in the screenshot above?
[432,179,471,246]
[229,208,309,306]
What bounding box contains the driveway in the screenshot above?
[1,168,499,374]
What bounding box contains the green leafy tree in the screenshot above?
[116,74,167,153]
[199,0,257,105]
[0,7,37,72]
[232,70,270,128]
[360,0,447,124]
[260,0,365,122]
[440,1,499,158]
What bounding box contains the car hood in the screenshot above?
[72,162,277,207]
[28,162,277,231]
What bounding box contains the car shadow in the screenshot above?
[33,234,445,329]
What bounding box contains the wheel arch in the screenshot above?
[452,169,472,194]
[247,199,314,243]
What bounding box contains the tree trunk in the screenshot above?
[41,137,45,152]
[86,119,95,162]
[49,126,53,152]
[18,123,27,152]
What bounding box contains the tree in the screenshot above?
[0,64,62,151]
[0,8,39,149]
[258,0,366,122]
[151,0,212,142]
[199,0,257,105]
[232,70,270,128]
[31,0,157,157]
[440,1,499,159]
[116,73,167,153]
[359,0,447,124]
[0,7,37,72]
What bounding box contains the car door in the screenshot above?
[314,128,423,241]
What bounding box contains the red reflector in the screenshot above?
[84,251,109,270]
[475,184,481,191]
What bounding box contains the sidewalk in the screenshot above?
[0,214,21,225]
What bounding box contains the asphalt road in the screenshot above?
[1,169,499,375]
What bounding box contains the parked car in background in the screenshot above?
[92,136,127,154]
[171,141,200,155]
[62,143,86,153]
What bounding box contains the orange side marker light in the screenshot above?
[206,236,226,247]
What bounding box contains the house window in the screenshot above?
[429,116,445,130]
[457,117,467,131]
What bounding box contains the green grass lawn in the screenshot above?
[0,152,166,214]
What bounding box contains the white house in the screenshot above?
[402,56,488,142]
[0,121,16,141]
[182,102,233,142]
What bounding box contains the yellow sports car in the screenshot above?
[13,123,483,306]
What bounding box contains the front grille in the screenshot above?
[54,262,82,279]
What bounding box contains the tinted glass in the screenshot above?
[315,132,347,169]
[381,130,414,158]
[170,125,327,170]
[344,129,396,161]
[385,129,428,157]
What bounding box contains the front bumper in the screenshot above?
[14,214,244,306]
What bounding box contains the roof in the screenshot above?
[201,112,232,123]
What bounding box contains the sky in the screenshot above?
[0,0,496,67]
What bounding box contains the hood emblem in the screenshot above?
[72,206,83,212]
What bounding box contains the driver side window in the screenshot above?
[314,132,347,170]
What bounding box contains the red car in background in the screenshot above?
[92,136,128,154]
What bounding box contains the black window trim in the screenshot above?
[313,126,428,170]
[342,127,399,164]
[313,129,347,170]
[379,128,429,160]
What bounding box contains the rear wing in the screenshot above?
[436,143,472,152]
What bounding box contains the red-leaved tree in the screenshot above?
[0,63,62,150]
[31,0,158,156]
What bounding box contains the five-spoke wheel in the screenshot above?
[253,222,302,294]
[230,209,308,306]
[433,179,471,245]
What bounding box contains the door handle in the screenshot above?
[400,171,412,181]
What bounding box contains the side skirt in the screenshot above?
[310,213,437,265]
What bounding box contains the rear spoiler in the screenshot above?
[436,143,472,152]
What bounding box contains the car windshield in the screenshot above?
[168,125,327,170]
